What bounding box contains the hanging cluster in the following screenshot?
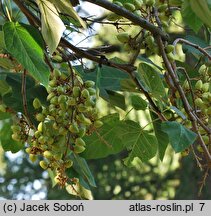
[183,65,211,153]
[111,0,175,56]
[11,69,103,186]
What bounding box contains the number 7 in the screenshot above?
[199,203,205,211]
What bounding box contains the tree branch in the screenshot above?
[84,0,169,40]
[156,35,211,164]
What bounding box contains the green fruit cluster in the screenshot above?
[185,64,211,153]
[11,117,29,143]
[11,68,103,187]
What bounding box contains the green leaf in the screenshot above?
[3,22,50,87]
[123,121,158,165]
[0,120,24,153]
[138,62,166,98]
[0,79,11,96]
[120,78,138,92]
[170,106,187,120]
[51,0,86,28]
[0,31,6,50]
[70,154,96,188]
[161,121,197,153]
[106,90,126,110]
[150,112,168,161]
[0,58,14,70]
[183,35,209,57]
[1,72,48,121]
[36,0,66,54]
[75,65,129,99]
[130,94,148,110]
[0,112,11,120]
[181,1,203,33]
[81,113,127,159]
[190,0,211,28]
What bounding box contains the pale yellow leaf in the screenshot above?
[66,182,93,200]
[36,0,66,54]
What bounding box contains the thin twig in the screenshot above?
[21,70,35,129]
[177,67,196,111]
[156,35,211,164]
[173,38,211,60]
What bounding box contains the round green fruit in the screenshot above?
[158,4,168,12]
[48,79,57,87]
[33,98,41,109]
[65,160,73,168]
[194,98,204,108]
[58,95,67,104]
[43,150,53,159]
[74,145,86,154]
[53,69,61,78]
[114,1,123,7]
[81,89,90,99]
[12,133,20,142]
[124,3,136,11]
[75,137,86,146]
[36,113,45,122]
[69,123,80,133]
[133,0,143,9]
[146,0,155,7]
[166,45,174,53]
[11,125,21,132]
[39,160,48,169]
[84,80,95,88]
[202,135,209,145]
[116,32,129,43]
[29,154,37,163]
[94,120,103,128]
[25,147,32,154]
[195,80,203,90]
[72,86,81,97]
[134,10,142,17]
[167,52,175,62]
[67,97,76,106]
[37,122,44,132]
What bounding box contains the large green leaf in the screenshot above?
[3,22,50,87]
[0,120,24,152]
[123,121,158,165]
[0,58,14,70]
[150,112,169,161]
[0,79,11,96]
[183,35,210,57]
[0,112,11,120]
[190,0,211,28]
[130,94,148,110]
[81,113,126,159]
[106,90,126,110]
[1,72,48,121]
[181,1,203,33]
[138,62,166,98]
[161,121,197,153]
[70,154,96,187]
[36,0,66,54]
[75,65,129,99]
[0,31,6,50]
